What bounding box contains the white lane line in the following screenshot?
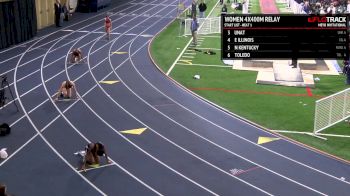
[83,31,219,196]
[176,63,231,68]
[145,23,350,188]
[201,35,220,38]
[61,7,171,194]
[41,28,163,196]
[2,0,167,160]
[5,46,132,166]
[3,1,174,194]
[0,37,100,99]
[60,6,270,194]
[111,45,328,196]
[0,1,148,76]
[184,53,196,55]
[181,56,195,58]
[0,0,142,55]
[192,47,221,51]
[98,32,273,196]
[158,61,350,185]
[0,1,138,65]
[0,0,164,113]
[84,4,215,195]
[12,28,107,196]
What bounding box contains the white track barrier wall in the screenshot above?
[184,16,221,35]
[314,88,350,133]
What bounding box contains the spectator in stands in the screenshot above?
[313,2,322,14]
[105,14,112,40]
[191,0,197,18]
[198,0,207,18]
[305,0,349,14]
[54,0,63,27]
[327,3,336,13]
[222,4,228,14]
[309,0,317,4]
[303,1,312,13]
[190,15,199,46]
[70,48,83,63]
[319,3,327,14]
[347,0,350,12]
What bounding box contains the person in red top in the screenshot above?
[105,14,112,40]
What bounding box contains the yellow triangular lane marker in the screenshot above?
[120,128,147,135]
[112,51,128,54]
[99,80,120,84]
[257,137,280,145]
[178,59,192,65]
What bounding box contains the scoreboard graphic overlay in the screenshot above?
[222,15,349,59]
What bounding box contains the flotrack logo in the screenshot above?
[308,16,347,23]
[307,16,327,23]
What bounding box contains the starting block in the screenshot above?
[55,98,79,102]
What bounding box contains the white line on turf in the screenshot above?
[156,43,350,188]
[201,35,220,38]
[176,63,231,68]
[194,47,221,50]
[166,0,219,75]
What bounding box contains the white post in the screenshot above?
[343,92,347,117]
[314,101,319,133]
[328,97,334,124]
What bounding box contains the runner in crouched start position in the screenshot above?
[55,80,77,100]
[78,142,112,171]
[70,48,83,63]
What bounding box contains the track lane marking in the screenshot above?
[0,0,140,65]
[111,44,328,195]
